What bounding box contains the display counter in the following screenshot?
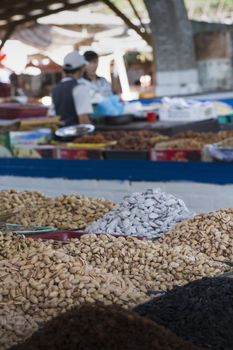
[0,158,233,184]
[95,118,220,135]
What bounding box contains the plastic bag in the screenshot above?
[93,95,124,117]
[207,144,233,162]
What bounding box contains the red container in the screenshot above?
[0,103,48,119]
[147,111,157,123]
[150,149,202,162]
[55,148,103,160]
[27,231,84,241]
[0,84,11,97]
[14,145,56,159]
[27,231,144,241]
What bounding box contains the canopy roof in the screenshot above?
[0,0,98,46]
[0,0,151,48]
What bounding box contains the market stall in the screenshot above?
[0,97,232,183]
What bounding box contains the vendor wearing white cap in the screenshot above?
[51,50,93,126]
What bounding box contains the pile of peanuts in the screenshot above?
[110,134,169,151]
[0,308,38,350]
[173,130,233,143]
[0,233,146,324]
[155,130,233,151]
[53,233,227,292]
[216,137,233,148]
[0,190,51,211]
[0,190,115,230]
[161,209,233,260]
[156,138,205,150]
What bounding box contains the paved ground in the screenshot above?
[0,176,232,214]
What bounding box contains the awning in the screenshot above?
[12,24,93,50]
[0,0,98,47]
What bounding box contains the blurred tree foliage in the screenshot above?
[185,0,233,19]
[95,0,148,19]
[96,0,233,21]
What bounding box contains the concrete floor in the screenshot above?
[0,176,233,214]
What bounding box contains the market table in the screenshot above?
[95,119,220,135]
[0,158,233,184]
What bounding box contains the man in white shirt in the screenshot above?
[51,51,93,126]
[79,50,113,104]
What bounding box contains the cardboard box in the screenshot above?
[104,150,148,160]
[10,129,52,146]
[150,149,202,162]
[0,103,48,119]
[0,131,13,157]
[55,148,103,160]
[13,145,56,159]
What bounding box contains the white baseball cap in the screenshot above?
[63,51,88,71]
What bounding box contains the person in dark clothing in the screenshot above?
[51,51,93,126]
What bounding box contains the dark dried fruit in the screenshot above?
[135,277,233,350]
[11,304,203,350]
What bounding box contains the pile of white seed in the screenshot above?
[87,189,192,239]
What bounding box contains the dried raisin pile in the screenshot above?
[11,304,203,350]
[135,277,233,350]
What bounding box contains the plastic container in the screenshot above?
[6,224,56,235]
[104,150,148,160]
[218,114,233,125]
[103,114,134,125]
[159,100,217,122]
[147,111,157,123]
[27,231,145,241]
[26,231,84,241]
[0,103,48,119]
[150,149,202,162]
[206,142,233,162]
[10,128,52,146]
[153,118,220,137]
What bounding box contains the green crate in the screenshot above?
[0,131,12,157]
[6,224,56,235]
[218,114,233,124]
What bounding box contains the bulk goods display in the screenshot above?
[0,235,145,321]
[11,304,203,350]
[161,209,233,259]
[0,309,38,350]
[4,127,233,161]
[135,277,233,350]
[87,189,192,239]
[55,234,226,292]
[0,190,115,230]
[0,188,233,350]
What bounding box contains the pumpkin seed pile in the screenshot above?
[135,277,233,350]
[87,189,192,239]
[11,304,203,350]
